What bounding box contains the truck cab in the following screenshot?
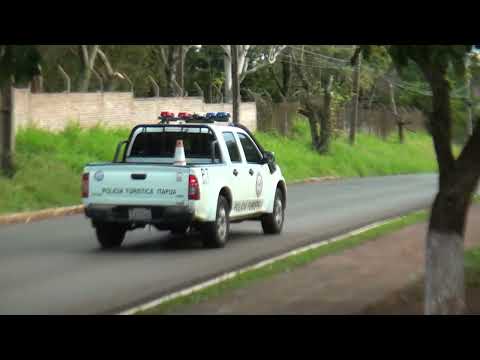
[82,113,287,249]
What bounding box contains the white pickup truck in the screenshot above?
[82,114,287,249]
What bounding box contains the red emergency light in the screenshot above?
[178,112,192,119]
[160,111,175,118]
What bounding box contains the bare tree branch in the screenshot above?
[291,50,312,91]
[195,66,210,73]
[159,47,168,65]
[171,78,183,97]
[243,61,271,78]
[97,49,114,76]
[267,45,287,63]
[80,45,89,67]
[220,45,231,59]
[89,45,100,69]
[193,81,204,100]
[269,67,286,100]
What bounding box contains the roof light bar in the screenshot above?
[158,112,231,124]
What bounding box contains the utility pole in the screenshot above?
[231,45,240,124]
[350,49,361,145]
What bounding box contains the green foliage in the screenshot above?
[255,119,438,182]
[464,247,480,288]
[185,45,227,101]
[0,45,41,87]
[0,124,129,214]
[360,45,477,144]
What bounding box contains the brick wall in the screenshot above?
[12,88,257,132]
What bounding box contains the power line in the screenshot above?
[278,57,353,72]
[279,49,469,100]
[286,45,351,64]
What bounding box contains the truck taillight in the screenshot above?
[82,173,89,198]
[188,175,200,200]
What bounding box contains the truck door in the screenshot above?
[222,131,249,217]
[237,132,268,214]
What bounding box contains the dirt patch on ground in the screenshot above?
[362,279,480,315]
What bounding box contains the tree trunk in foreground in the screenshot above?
[78,69,92,92]
[425,189,470,314]
[309,112,321,150]
[420,61,479,315]
[0,82,14,173]
[299,107,320,150]
[317,76,334,154]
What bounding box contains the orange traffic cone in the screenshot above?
[174,139,187,166]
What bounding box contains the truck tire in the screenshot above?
[261,188,285,235]
[202,195,230,249]
[95,222,127,249]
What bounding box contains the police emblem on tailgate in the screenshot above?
[94,170,104,181]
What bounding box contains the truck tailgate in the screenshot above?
[85,164,190,207]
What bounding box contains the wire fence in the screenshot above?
[255,97,428,139]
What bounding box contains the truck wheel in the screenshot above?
[202,196,230,249]
[261,188,285,235]
[95,222,127,249]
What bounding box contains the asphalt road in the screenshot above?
[0,174,438,315]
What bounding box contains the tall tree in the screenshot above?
[350,49,361,145]
[291,46,335,153]
[78,45,100,92]
[0,45,41,173]
[269,46,293,101]
[153,45,200,96]
[221,45,287,103]
[357,45,477,314]
[184,45,225,102]
[96,48,126,91]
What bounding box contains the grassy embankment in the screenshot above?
[0,120,438,214]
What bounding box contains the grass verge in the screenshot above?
[0,123,129,215]
[255,121,438,182]
[136,209,429,315]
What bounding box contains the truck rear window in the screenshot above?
[129,130,219,161]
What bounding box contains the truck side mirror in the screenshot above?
[263,151,275,164]
[263,151,277,174]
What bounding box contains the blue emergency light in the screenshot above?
[215,112,231,122]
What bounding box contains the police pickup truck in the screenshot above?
[82,112,287,249]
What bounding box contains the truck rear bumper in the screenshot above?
[85,204,194,228]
